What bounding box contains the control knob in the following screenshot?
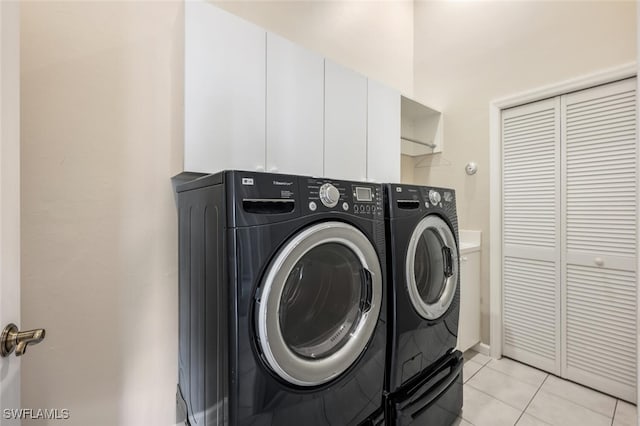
[429,190,441,206]
[319,183,340,208]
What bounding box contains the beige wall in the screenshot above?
[400,154,415,183]
[412,0,637,343]
[19,1,413,424]
[21,1,184,424]
[212,0,414,95]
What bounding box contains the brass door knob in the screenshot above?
[1,323,45,357]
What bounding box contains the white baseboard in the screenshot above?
[472,342,491,357]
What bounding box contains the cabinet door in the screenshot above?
[367,80,400,183]
[458,252,481,352]
[324,60,367,181]
[561,78,637,402]
[266,33,324,176]
[184,1,266,173]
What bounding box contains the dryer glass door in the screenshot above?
[406,215,458,320]
[256,221,382,387]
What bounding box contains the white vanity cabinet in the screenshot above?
[457,231,481,352]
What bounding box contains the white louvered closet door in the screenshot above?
[561,78,637,402]
[502,98,562,375]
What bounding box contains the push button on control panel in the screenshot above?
[309,201,317,211]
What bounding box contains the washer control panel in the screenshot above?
[304,178,382,217]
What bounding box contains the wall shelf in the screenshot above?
[400,96,443,156]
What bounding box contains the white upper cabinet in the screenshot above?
[367,79,400,183]
[184,1,266,173]
[266,33,324,176]
[184,2,418,181]
[324,60,368,181]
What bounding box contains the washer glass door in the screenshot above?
[406,215,458,320]
[256,221,382,387]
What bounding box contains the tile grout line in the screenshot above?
[483,358,548,383]
[512,374,549,425]
[464,359,487,384]
[542,374,619,420]
[462,359,541,425]
[467,359,547,397]
[460,359,486,425]
[464,383,527,413]
[464,355,536,415]
[465,353,622,425]
[493,354,620,421]
[480,360,547,388]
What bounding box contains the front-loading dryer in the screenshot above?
[176,170,387,426]
[384,184,463,426]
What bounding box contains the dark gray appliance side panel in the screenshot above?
[204,185,229,426]
[178,183,228,426]
[178,191,193,424]
[191,193,206,425]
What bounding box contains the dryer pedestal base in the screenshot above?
[388,351,463,426]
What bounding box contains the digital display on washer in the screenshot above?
[355,187,372,202]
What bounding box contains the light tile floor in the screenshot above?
[452,350,638,426]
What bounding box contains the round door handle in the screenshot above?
[594,257,604,267]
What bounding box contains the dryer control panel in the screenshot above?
[386,184,456,219]
[303,177,383,218]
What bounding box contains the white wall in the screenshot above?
[20,2,184,424]
[412,0,637,343]
[212,0,414,95]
